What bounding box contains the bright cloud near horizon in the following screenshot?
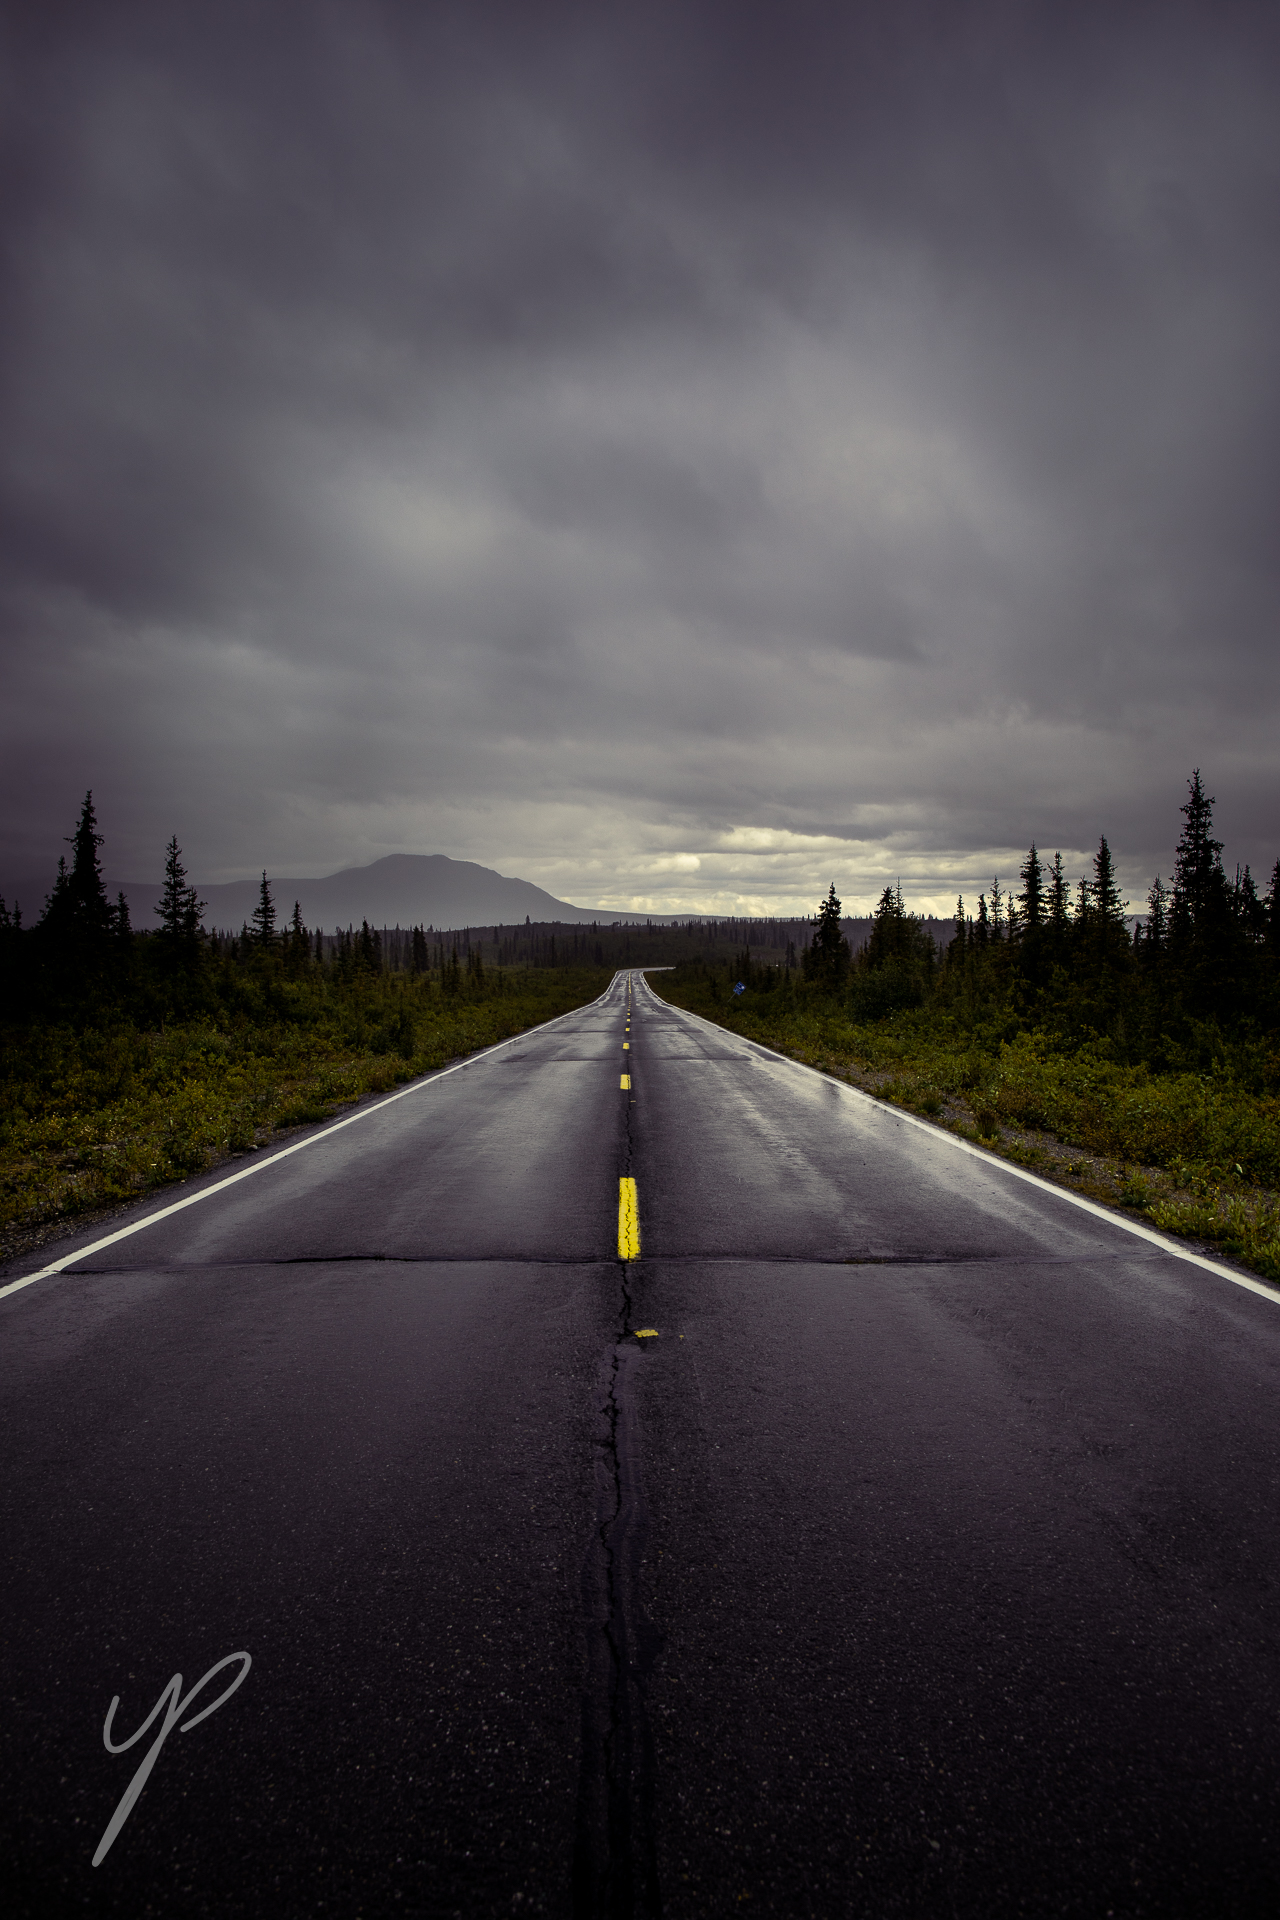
[3,0,1278,922]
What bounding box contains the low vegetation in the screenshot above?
[648,774,1280,1284]
[0,973,615,1257]
[0,801,610,1255]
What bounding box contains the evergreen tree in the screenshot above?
[989,877,1005,940]
[864,885,902,966]
[1048,853,1070,930]
[41,792,114,950]
[67,791,112,931]
[34,793,120,1011]
[804,882,851,986]
[155,837,205,954]
[1017,845,1045,929]
[1235,865,1267,942]
[1171,770,1225,930]
[357,920,381,972]
[1145,874,1169,955]
[284,901,309,972]
[1092,835,1127,928]
[250,872,277,947]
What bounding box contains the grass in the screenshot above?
[0,967,611,1261]
[646,970,1280,1286]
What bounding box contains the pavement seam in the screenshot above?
[48,1250,1165,1273]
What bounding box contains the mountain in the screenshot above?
[118,854,612,932]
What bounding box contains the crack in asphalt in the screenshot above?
[574,986,663,1919]
[27,1249,1160,1279]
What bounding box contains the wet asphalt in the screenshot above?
[3,970,1280,1918]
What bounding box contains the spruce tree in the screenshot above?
[44,855,70,922]
[1048,853,1070,929]
[283,901,308,973]
[1172,770,1225,930]
[1092,835,1127,928]
[864,885,901,967]
[41,792,113,950]
[250,872,277,947]
[1235,865,1266,942]
[67,791,112,932]
[805,882,851,985]
[1017,844,1045,929]
[155,837,205,954]
[36,793,118,1008]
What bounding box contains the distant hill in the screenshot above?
[118,853,611,933]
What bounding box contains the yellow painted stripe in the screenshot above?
[620,1073,631,1090]
[623,1042,629,1050]
[618,1178,640,1260]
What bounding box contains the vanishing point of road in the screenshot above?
[4,972,1280,1918]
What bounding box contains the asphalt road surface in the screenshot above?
[4,970,1280,1919]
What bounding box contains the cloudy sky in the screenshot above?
[3,0,1278,919]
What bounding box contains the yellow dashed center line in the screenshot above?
[620,1073,631,1090]
[618,1178,640,1260]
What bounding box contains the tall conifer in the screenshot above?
[1017,845,1045,930]
[805,882,851,984]
[1092,836,1127,928]
[1172,770,1224,929]
[156,837,205,953]
[250,873,277,947]
[1048,853,1070,929]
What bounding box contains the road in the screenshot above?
[3,970,1280,1918]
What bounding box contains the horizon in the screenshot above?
[1,823,1192,928]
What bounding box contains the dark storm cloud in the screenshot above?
[2,0,1278,915]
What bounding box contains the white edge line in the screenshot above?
[1,977,627,1303]
[635,972,1280,1308]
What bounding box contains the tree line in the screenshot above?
[5,776,1276,1068]
[0,796,563,1025]
[711,773,1280,1071]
